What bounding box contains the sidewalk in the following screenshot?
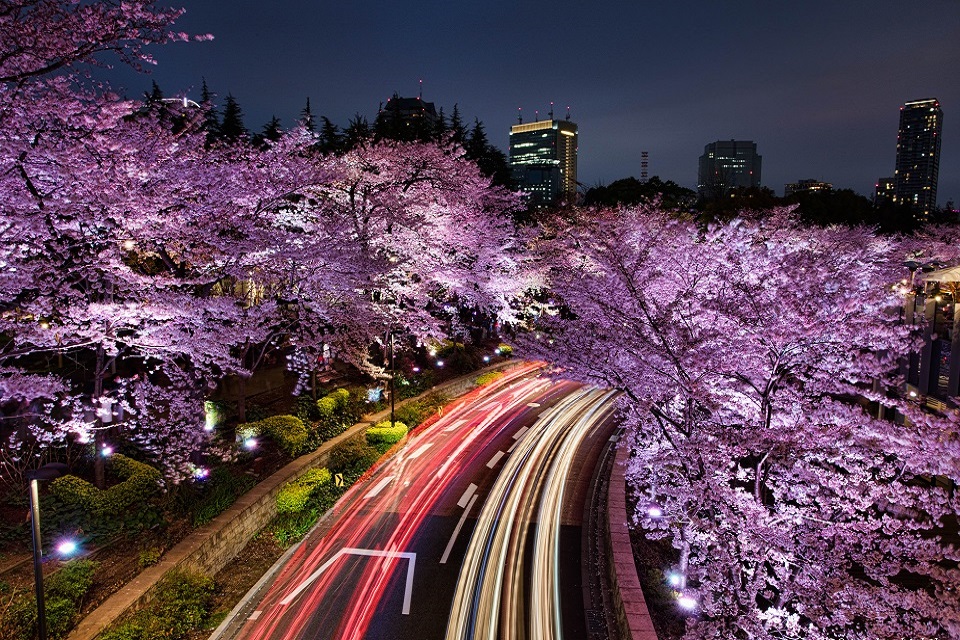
[67,360,524,640]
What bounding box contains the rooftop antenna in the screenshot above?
[418,79,423,99]
[518,107,523,124]
[535,109,539,121]
[549,101,554,120]
[566,106,571,121]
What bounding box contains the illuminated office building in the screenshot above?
[894,98,943,220]
[697,140,762,199]
[509,117,578,206]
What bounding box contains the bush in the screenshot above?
[497,343,514,357]
[238,415,309,457]
[49,455,162,519]
[46,559,98,603]
[100,570,214,640]
[271,474,346,546]
[475,371,505,386]
[312,388,353,445]
[189,467,255,527]
[138,547,162,569]
[2,559,98,640]
[365,421,408,446]
[327,436,381,479]
[276,467,332,514]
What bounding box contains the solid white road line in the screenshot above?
[486,451,506,469]
[363,475,395,500]
[440,494,478,564]
[249,611,261,620]
[457,483,478,508]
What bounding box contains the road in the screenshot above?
[218,365,618,640]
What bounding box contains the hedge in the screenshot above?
[238,415,309,457]
[276,467,332,514]
[49,455,161,518]
[365,421,408,446]
[475,371,505,386]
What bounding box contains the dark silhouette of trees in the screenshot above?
[218,93,247,144]
[585,176,695,209]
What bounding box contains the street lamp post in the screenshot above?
[27,462,68,640]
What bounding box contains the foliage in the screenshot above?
[276,467,332,514]
[239,416,309,457]
[49,455,161,518]
[312,388,353,443]
[327,436,382,480]
[271,475,343,546]
[365,421,408,446]
[138,547,163,569]
[496,343,513,357]
[99,570,214,640]
[46,559,98,603]
[475,371,505,386]
[1,559,98,640]
[188,467,255,527]
[522,205,960,639]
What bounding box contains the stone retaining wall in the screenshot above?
[607,440,659,640]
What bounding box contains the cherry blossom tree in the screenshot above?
[521,205,960,638]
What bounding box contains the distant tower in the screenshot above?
[641,151,649,181]
[509,109,578,207]
[697,140,762,199]
[894,98,943,220]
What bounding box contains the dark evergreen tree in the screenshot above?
[300,97,316,132]
[432,106,448,142]
[251,115,282,148]
[218,93,248,144]
[199,78,220,145]
[465,118,488,158]
[449,103,467,146]
[344,113,371,149]
[318,116,341,154]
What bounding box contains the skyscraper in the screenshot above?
[509,116,578,206]
[894,98,943,220]
[697,140,762,199]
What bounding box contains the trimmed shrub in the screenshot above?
[313,388,353,444]
[365,421,408,446]
[394,403,425,428]
[276,467,332,514]
[475,371,505,386]
[49,455,161,518]
[497,343,514,357]
[238,415,309,457]
[2,559,98,640]
[328,436,381,479]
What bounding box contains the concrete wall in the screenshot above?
[607,441,659,640]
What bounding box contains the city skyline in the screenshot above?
[97,0,960,204]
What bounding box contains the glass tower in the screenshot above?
[894,98,943,220]
[509,118,578,206]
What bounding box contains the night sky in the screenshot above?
[101,0,960,203]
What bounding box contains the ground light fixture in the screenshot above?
[678,594,698,611]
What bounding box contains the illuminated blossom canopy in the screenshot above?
[521,206,960,639]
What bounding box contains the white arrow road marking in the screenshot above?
[443,419,467,432]
[440,494,478,565]
[363,475,395,500]
[512,426,529,440]
[279,548,417,614]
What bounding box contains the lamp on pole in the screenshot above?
[389,331,396,430]
[27,462,69,640]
